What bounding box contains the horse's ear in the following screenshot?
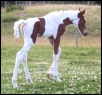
[81,8,86,14]
[78,8,86,18]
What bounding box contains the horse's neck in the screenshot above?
[63,12,78,20]
[44,11,78,26]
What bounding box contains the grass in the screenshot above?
[1,4,101,94]
[1,46,101,94]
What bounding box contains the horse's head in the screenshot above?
[72,9,88,37]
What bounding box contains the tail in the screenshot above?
[13,19,26,38]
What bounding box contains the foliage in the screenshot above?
[1,1,101,8]
[17,4,24,11]
[6,4,24,12]
[1,13,19,23]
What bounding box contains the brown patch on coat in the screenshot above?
[31,21,40,43]
[38,18,45,36]
[53,24,65,55]
[31,18,45,43]
[63,18,72,26]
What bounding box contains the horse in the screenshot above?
[12,9,88,88]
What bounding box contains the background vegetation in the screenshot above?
[1,1,101,7]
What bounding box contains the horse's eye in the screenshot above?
[82,19,85,23]
[83,20,86,23]
[84,18,86,23]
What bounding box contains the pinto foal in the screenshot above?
[12,9,88,88]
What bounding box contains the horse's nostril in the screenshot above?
[83,32,88,36]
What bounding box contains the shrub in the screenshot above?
[6,4,24,12]
[18,4,24,10]
[2,13,19,23]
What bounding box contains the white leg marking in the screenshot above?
[22,53,33,84]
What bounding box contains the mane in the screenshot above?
[44,10,80,21]
[45,10,63,16]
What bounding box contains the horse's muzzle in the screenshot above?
[83,32,88,36]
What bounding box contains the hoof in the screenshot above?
[55,76,62,82]
[56,79,62,82]
[13,84,18,88]
[27,79,33,84]
[12,80,18,88]
[47,74,52,79]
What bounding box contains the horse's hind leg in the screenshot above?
[12,43,33,88]
[22,53,33,84]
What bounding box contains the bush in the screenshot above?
[6,4,24,12]
[17,5,24,10]
[2,13,19,23]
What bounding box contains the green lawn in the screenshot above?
[1,45,101,94]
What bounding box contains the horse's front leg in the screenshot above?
[47,37,61,82]
[52,47,61,82]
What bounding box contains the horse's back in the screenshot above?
[41,16,63,39]
[25,17,39,28]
